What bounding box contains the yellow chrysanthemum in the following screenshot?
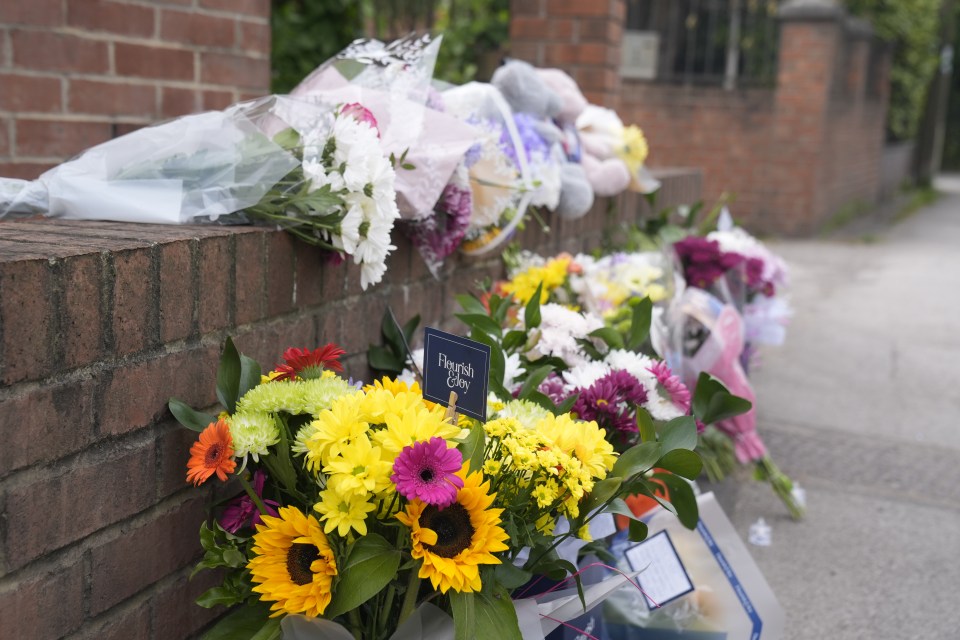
[248,506,338,618]
[313,489,377,537]
[323,434,392,498]
[363,376,422,396]
[531,481,558,508]
[617,124,649,175]
[373,403,459,455]
[396,467,509,594]
[536,414,616,478]
[302,393,369,471]
[502,256,571,305]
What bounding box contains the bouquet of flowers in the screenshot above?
[171,337,703,639]
[0,95,401,289]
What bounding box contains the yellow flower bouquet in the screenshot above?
[170,337,703,639]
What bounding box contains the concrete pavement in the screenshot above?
[707,177,960,639]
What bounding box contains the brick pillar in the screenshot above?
[0,0,272,180]
[770,0,845,233]
[508,0,625,108]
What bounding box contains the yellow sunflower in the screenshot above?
[396,467,509,594]
[248,506,338,617]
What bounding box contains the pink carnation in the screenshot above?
[341,102,380,137]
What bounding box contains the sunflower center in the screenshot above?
[419,467,435,483]
[286,543,319,586]
[421,503,474,558]
[205,444,222,465]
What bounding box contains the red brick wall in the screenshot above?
[0,172,701,640]
[509,0,625,107]
[0,0,271,180]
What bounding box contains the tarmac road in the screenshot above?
[707,176,960,639]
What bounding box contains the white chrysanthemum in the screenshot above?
[333,116,381,192]
[561,361,612,392]
[496,399,552,429]
[228,412,280,464]
[334,197,364,254]
[503,352,523,392]
[526,304,603,367]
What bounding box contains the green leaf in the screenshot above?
[525,390,558,414]
[656,449,703,480]
[692,373,753,425]
[456,294,488,315]
[627,297,653,350]
[611,441,661,479]
[216,337,241,414]
[628,519,649,542]
[635,406,656,443]
[659,416,698,454]
[195,586,246,609]
[222,547,246,568]
[451,591,476,640]
[456,313,503,339]
[517,365,554,401]
[168,399,216,432]
[588,327,624,350]
[475,587,522,640]
[554,393,579,416]
[368,345,404,374]
[381,308,404,352]
[494,563,533,590]
[581,476,622,514]
[238,354,261,400]
[470,331,505,391]
[401,314,421,343]
[271,127,300,150]
[457,422,486,474]
[654,474,700,529]
[501,330,527,352]
[524,283,544,328]
[325,534,401,618]
[201,604,275,639]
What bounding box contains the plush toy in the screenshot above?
[492,60,594,219]
[537,69,632,197]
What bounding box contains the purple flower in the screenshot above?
[538,373,570,406]
[405,181,472,269]
[218,470,280,533]
[391,437,464,507]
[573,370,648,446]
[500,113,550,167]
[674,237,745,290]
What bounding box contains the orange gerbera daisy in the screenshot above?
[186,419,236,486]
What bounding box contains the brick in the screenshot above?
[549,0,619,17]
[159,240,195,343]
[293,240,324,309]
[3,444,155,569]
[70,600,151,640]
[579,18,620,42]
[265,232,295,315]
[14,119,111,159]
[161,8,236,49]
[69,79,156,117]
[0,0,64,26]
[201,89,234,110]
[0,258,55,384]
[510,16,548,39]
[200,52,270,90]
[62,253,103,369]
[232,314,315,370]
[156,420,203,499]
[152,568,225,638]
[0,161,55,180]
[160,86,199,118]
[0,378,96,476]
[511,0,545,17]
[99,345,219,436]
[112,248,156,356]
[89,497,206,615]
[0,73,62,112]
[198,236,231,334]
[238,19,271,55]
[11,30,109,74]
[234,232,265,324]
[0,563,84,638]
[115,43,195,81]
[199,0,270,17]
[67,0,154,37]
[0,120,8,157]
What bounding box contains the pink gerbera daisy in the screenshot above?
[391,438,464,508]
[648,360,692,413]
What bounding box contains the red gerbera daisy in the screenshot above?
[273,344,345,381]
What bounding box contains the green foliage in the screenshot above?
[271,0,362,93]
[845,0,942,140]
[326,534,401,618]
[433,0,511,83]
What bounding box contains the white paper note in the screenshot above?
[624,530,695,609]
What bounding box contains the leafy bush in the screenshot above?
[845,0,941,141]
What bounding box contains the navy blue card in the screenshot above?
[422,327,490,422]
